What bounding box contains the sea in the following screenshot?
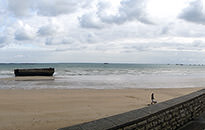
[1,63,205,89]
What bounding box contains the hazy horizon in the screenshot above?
[0,62,169,64]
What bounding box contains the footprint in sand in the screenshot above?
[125,96,137,99]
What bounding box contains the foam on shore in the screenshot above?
[0,76,54,81]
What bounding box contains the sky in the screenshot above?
[1,0,205,63]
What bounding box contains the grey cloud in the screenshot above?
[45,37,75,45]
[35,0,81,16]
[85,33,98,43]
[160,24,172,35]
[191,40,205,49]
[121,41,205,53]
[0,34,12,48]
[124,45,149,52]
[192,40,202,47]
[79,0,152,29]
[0,36,6,48]
[77,32,99,44]
[61,38,75,44]
[7,0,33,17]
[38,25,57,36]
[15,29,34,41]
[79,14,103,29]
[98,0,152,25]
[179,0,205,24]
[7,0,92,17]
[0,36,6,43]
[123,43,153,52]
[160,27,169,34]
[0,44,4,48]
[0,26,16,47]
[55,45,87,52]
[45,38,58,45]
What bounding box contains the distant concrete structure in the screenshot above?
[14,68,54,76]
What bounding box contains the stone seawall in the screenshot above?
[58,89,205,130]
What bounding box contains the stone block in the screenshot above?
[123,124,137,130]
[80,118,116,130]
[58,125,83,130]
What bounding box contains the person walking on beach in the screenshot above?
[151,93,157,104]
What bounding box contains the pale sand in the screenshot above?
[0,88,203,130]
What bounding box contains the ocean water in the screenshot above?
[1,63,205,89]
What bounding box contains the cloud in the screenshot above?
[15,30,34,41]
[7,0,32,17]
[38,25,57,36]
[3,0,205,63]
[160,24,172,35]
[0,36,6,48]
[98,0,152,25]
[14,22,36,41]
[78,13,104,29]
[45,38,60,45]
[7,0,92,17]
[14,54,25,58]
[35,0,82,16]
[179,0,205,24]
[0,25,16,48]
[45,37,75,45]
[0,36,6,44]
[55,45,87,52]
[79,0,152,29]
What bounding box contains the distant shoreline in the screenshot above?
[1,63,205,89]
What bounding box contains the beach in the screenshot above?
[1,0,205,128]
[0,88,203,130]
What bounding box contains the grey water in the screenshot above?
[1,63,205,89]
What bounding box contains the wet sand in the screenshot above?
[0,88,203,130]
[0,76,54,81]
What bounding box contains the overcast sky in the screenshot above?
[1,0,205,63]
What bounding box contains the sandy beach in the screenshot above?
[0,88,203,130]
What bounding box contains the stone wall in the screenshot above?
[58,89,205,130]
